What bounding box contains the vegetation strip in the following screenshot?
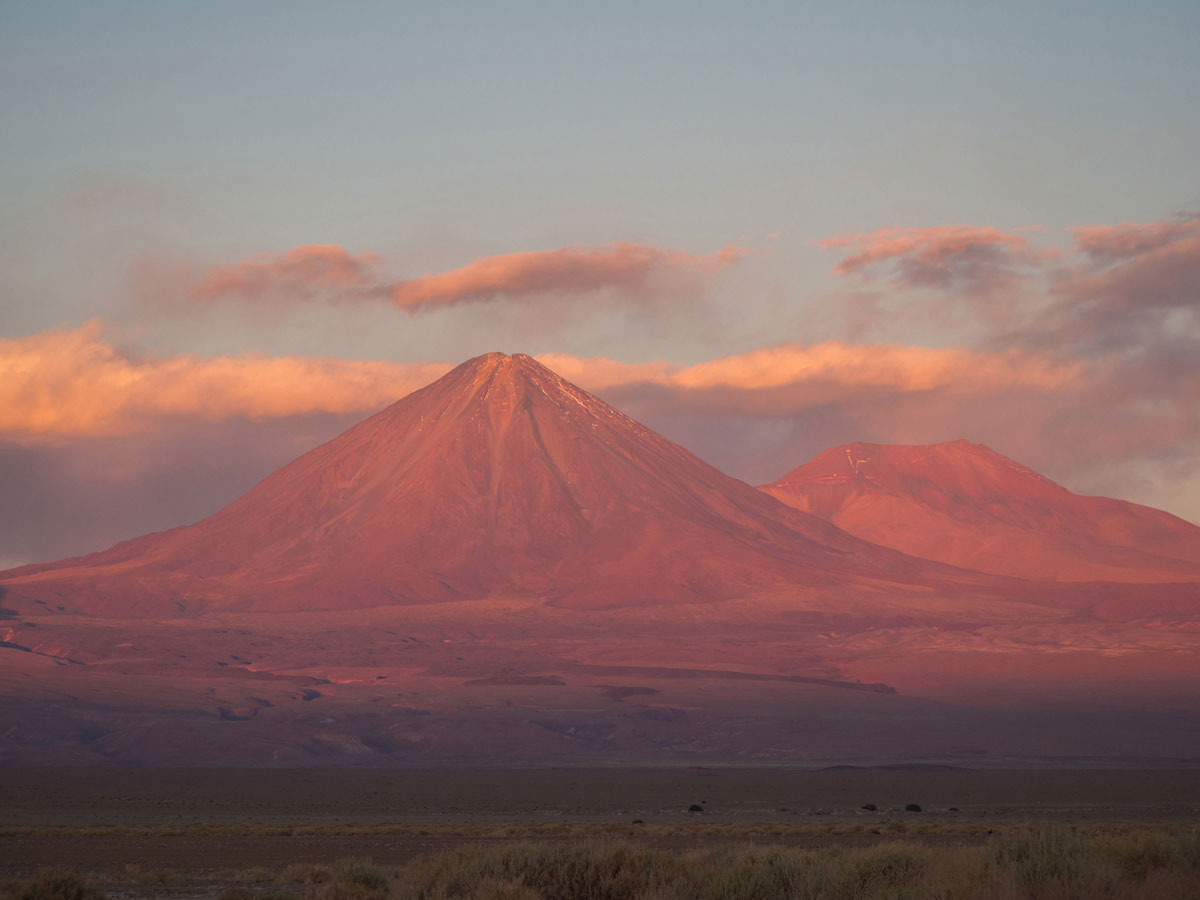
[4,827,1200,900]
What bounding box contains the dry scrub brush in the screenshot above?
[389,829,1200,900]
[3,827,1199,900]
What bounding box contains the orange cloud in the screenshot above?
[541,343,1081,414]
[0,322,450,438]
[820,225,1049,294]
[392,242,743,310]
[188,244,384,304]
[2,324,1078,441]
[182,242,744,311]
[1069,216,1200,261]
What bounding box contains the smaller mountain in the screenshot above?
[759,440,1200,583]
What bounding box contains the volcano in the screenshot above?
[759,440,1200,583]
[3,357,1199,767]
[1,353,971,618]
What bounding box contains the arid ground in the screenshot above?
[3,768,1198,892]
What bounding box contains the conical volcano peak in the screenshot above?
[455,350,516,378]
[426,349,654,441]
[450,351,565,390]
[458,350,546,370]
[1,350,916,616]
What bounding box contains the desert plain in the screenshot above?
[3,767,1200,899]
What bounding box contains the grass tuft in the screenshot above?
[6,870,106,900]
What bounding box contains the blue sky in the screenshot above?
[4,1,1197,354]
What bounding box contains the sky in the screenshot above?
[1,0,1198,566]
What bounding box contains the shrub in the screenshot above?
[688,804,704,813]
[861,804,877,812]
[1111,829,1179,880]
[393,839,947,900]
[331,859,392,893]
[904,804,922,812]
[844,843,929,894]
[399,839,674,900]
[13,870,105,900]
[994,826,1088,891]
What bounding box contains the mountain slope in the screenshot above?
[1,354,973,616]
[759,440,1200,582]
[3,367,1200,766]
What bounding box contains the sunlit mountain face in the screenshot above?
[1,356,1197,766]
[760,440,1200,583]
[0,353,985,617]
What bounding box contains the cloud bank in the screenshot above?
[1,323,1076,440]
[0,321,449,438]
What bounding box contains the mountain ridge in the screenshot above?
[759,439,1200,582]
[2,353,981,617]
[3,355,1199,766]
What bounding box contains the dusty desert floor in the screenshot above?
[3,767,1199,889]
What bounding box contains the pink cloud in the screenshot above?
[188,244,385,304]
[181,242,745,312]
[541,344,1082,425]
[820,225,1050,294]
[1046,215,1200,351]
[392,243,744,311]
[1069,215,1200,261]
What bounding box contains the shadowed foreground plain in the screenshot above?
[4,826,1199,900]
[2,768,1199,899]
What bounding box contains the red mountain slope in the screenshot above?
[1,354,973,616]
[759,440,1200,582]
[3,364,1200,766]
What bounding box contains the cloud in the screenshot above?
[0,323,1085,442]
[1027,214,1200,356]
[542,342,1079,404]
[1069,215,1200,261]
[0,321,450,438]
[392,243,744,310]
[820,225,1050,295]
[188,244,385,304]
[179,241,745,312]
